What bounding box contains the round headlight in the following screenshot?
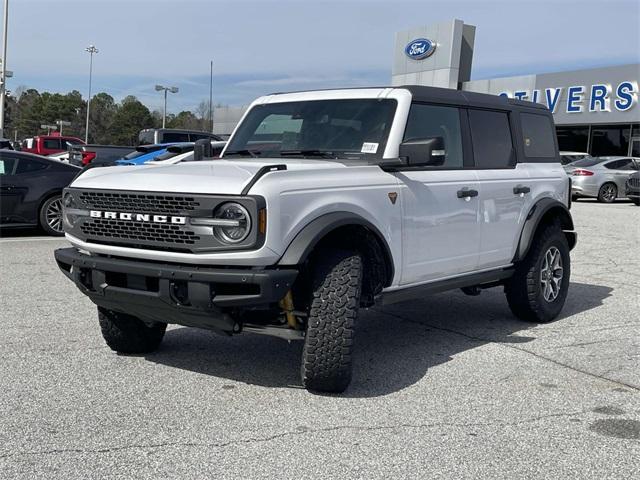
[213,202,251,244]
[63,192,75,207]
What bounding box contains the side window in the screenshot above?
[43,139,62,150]
[604,159,632,170]
[15,158,48,174]
[162,133,190,143]
[403,104,464,168]
[521,113,556,158]
[0,155,18,175]
[468,110,514,168]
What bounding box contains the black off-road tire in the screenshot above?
[98,307,166,354]
[505,222,570,323]
[301,249,362,393]
[597,183,617,203]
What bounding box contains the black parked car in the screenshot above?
[626,171,640,206]
[0,150,80,235]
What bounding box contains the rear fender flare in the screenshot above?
[514,198,576,262]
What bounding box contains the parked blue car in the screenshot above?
[115,143,194,166]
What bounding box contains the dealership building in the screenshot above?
[215,19,639,157]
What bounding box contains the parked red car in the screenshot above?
[21,135,85,156]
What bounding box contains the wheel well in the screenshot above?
[37,191,63,226]
[534,206,576,251]
[299,224,393,307]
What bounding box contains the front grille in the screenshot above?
[628,177,640,188]
[67,188,261,253]
[78,191,201,215]
[80,218,200,245]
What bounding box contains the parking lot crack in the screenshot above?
[0,410,590,460]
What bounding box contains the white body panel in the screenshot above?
[396,169,480,284]
[476,164,530,268]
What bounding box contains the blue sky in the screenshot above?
[5,0,639,113]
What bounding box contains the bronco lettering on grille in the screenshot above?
[89,210,187,225]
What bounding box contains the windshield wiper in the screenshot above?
[279,150,342,159]
[224,149,261,158]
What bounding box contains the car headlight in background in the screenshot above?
[212,202,251,244]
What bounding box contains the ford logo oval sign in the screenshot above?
[405,38,436,60]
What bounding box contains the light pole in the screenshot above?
[0,0,10,138]
[155,84,178,128]
[209,60,213,133]
[84,45,98,143]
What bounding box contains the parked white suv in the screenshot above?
[55,86,577,392]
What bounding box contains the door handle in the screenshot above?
[457,187,478,199]
[513,185,531,195]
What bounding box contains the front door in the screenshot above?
[397,103,481,285]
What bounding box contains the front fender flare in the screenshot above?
[277,212,394,283]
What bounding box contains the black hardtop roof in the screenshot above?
[269,85,548,112]
[402,85,548,111]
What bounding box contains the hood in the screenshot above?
[71,158,347,195]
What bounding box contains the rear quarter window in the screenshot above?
[520,113,556,158]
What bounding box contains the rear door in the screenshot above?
[397,103,481,285]
[470,109,531,269]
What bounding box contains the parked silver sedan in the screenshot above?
[565,156,640,203]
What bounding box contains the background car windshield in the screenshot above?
[226,99,397,159]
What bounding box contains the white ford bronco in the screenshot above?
[55,86,577,393]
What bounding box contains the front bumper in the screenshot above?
[625,186,640,199]
[54,248,297,334]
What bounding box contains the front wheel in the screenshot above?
[505,222,570,323]
[632,198,640,206]
[597,183,617,203]
[301,249,362,393]
[98,308,166,354]
[39,195,65,236]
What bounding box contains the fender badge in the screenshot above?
[388,192,398,205]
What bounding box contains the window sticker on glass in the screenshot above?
[361,142,379,154]
[0,161,4,175]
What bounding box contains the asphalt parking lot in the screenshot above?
[0,200,638,479]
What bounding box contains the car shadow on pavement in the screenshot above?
[145,281,612,397]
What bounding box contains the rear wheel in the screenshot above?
[39,195,64,236]
[597,183,617,203]
[505,222,570,323]
[301,249,362,393]
[98,307,166,354]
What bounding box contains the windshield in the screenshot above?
[138,131,156,146]
[225,99,397,160]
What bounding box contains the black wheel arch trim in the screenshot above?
[277,211,395,286]
[514,198,576,262]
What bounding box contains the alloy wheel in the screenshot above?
[540,246,563,302]
[46,198,64,233]
[601,184,616,202]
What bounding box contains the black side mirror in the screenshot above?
[399,137,445,167]
[193,139,214,161]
